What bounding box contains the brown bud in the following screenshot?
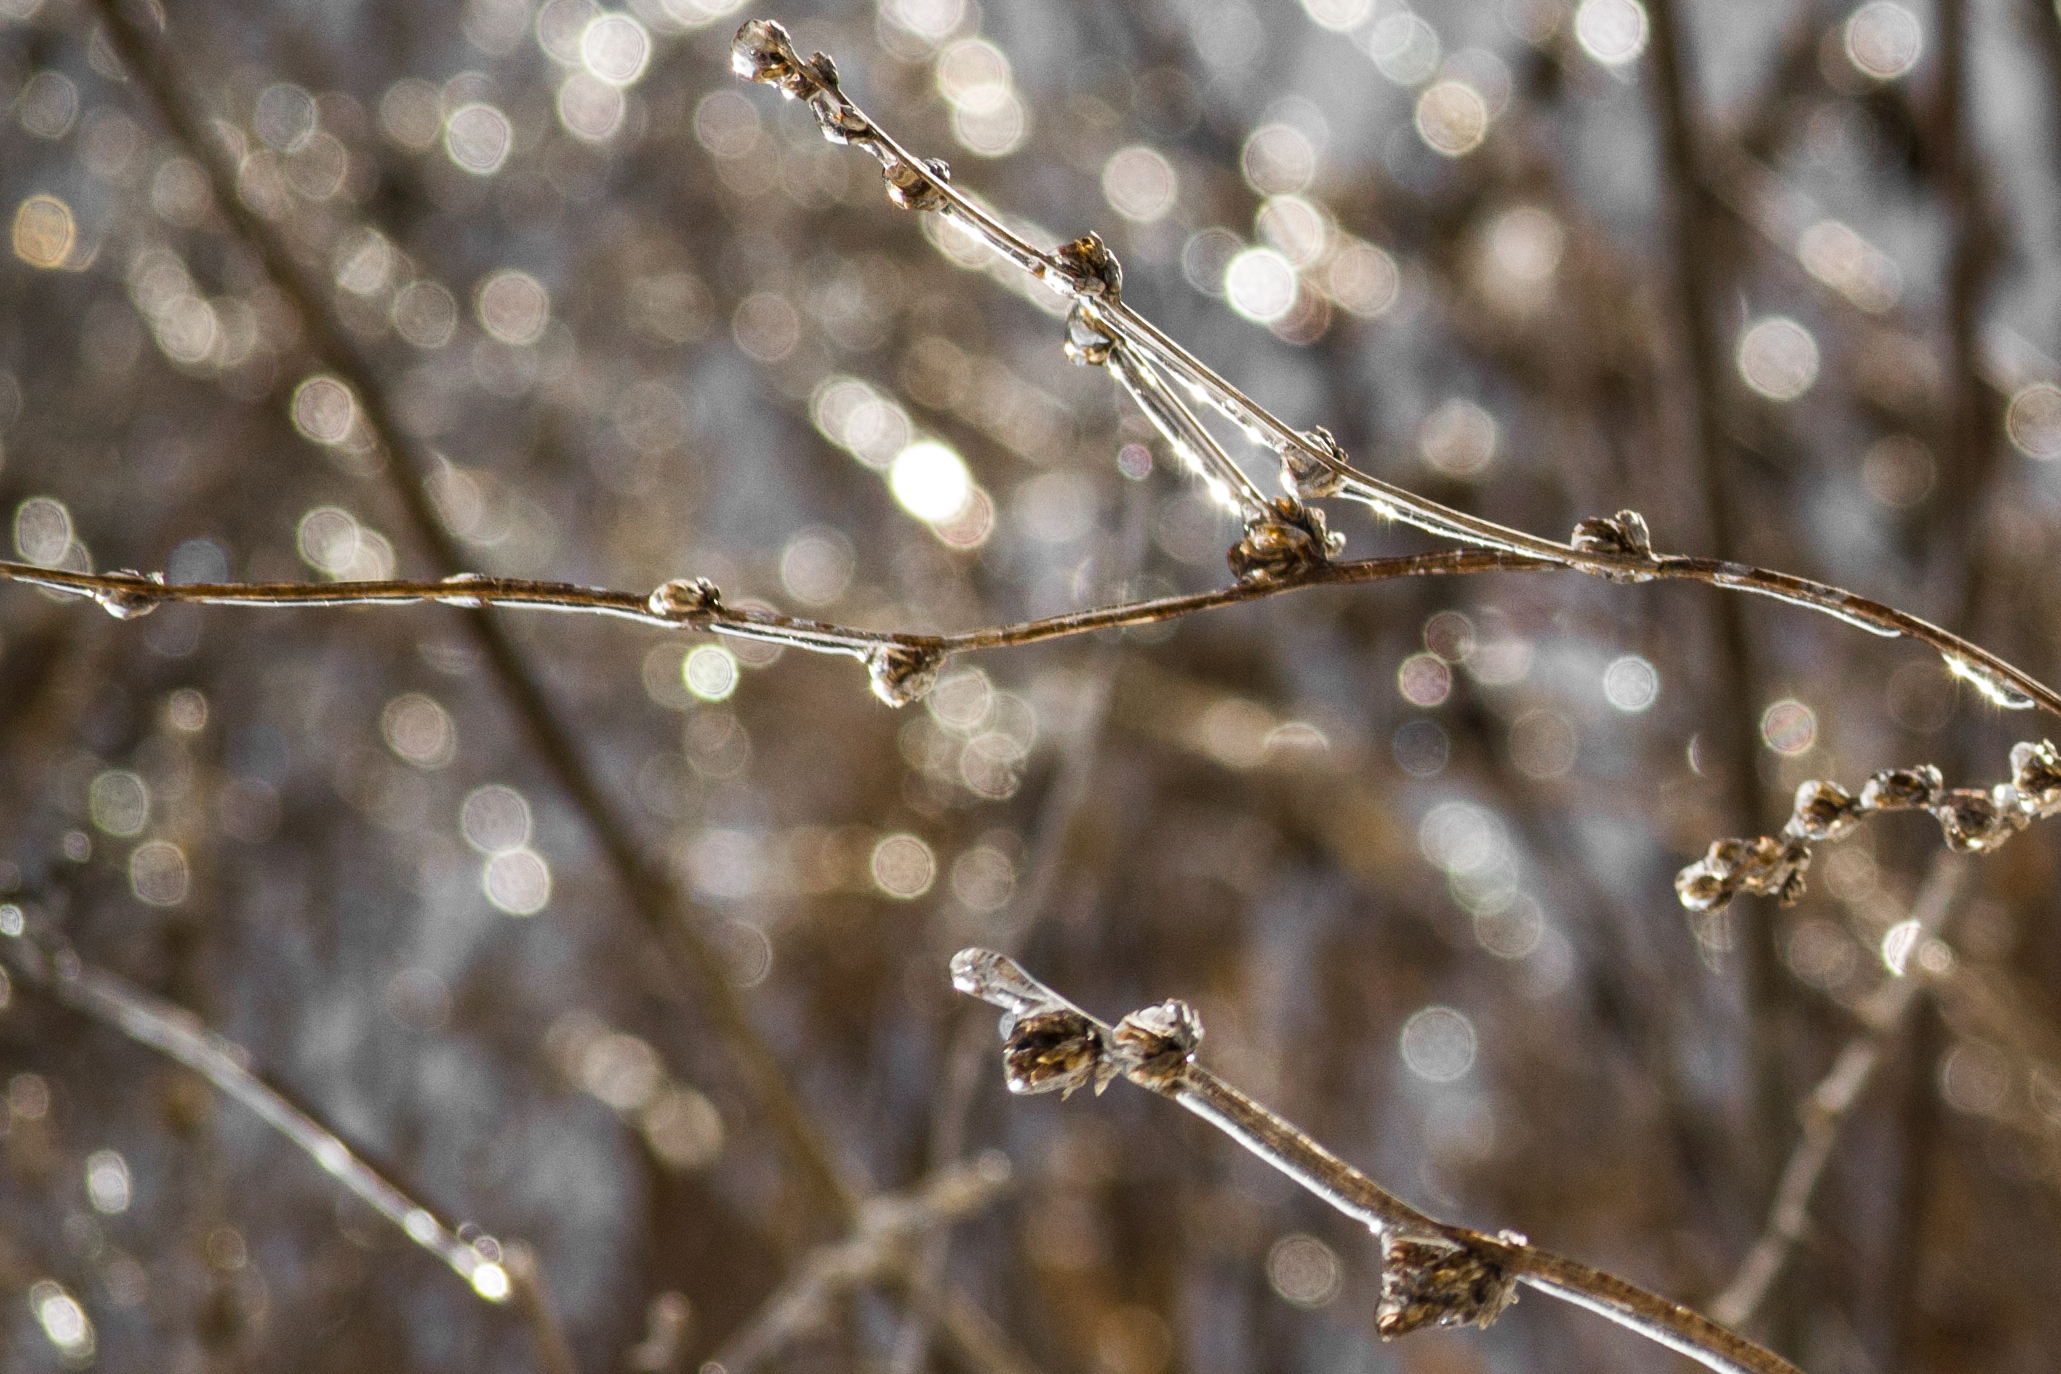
[1859,765,1943,812]
[1227,499,1343,584]
[1933,788,2022,853]
[1052,232,1123,299]
[1377,1233,1519,1337]
[1787,779,1861,842]
[649,577,723,620]
[1000,1009,1113,1099]
[1113,1000,1203,1088]
[2010,740,2061,816]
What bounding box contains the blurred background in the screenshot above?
[5,0,2061,1368]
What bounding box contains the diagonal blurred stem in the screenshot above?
[85,0,858,1227]
[1709,855,1965,1328]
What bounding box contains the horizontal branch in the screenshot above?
[950,949,1803,1374]
[733,19,2061,721]
[0,904,515,1303]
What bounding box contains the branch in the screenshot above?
[87,0,859,1228]
[732,19,2061,720]
[1675,742,2061,912]
[0,904,514,1304]
[949,949,1804,1374]
[1708,855,1966,1328]
[702,1157,1016,1374]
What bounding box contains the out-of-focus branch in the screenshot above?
[86,0,858,1229]
[731,20,2061,720]
[0,904,514,1302]
[702,1156,1017,1374]
[1709,856,1966,1327]
[950,950,1804,1374]
[506,1244,584,1374]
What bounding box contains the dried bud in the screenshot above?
[1932,787,2022,853]
[95,570,165,620]
[1282,427,1348,499]
[1569,509,1655,580]
[649,577,723,620]
[1377,1234,1519,1337]
[2010,740,2061,816]
[1112,999,1203,1088]
[1000,1009,1113,1099]
[883,155,950,211]
[866,643,945,707]
[1859,765,1943,812]
[1674,862,1732,912]
[1227,499,1343,584]
[1674,835,1807,912]
[1052,232,1122,299]
[1786,780,1861,842]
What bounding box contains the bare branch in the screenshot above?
[703,1155,1015,1374]
[0,903,515,1304]
[1709,856,1967,1328]
[950,949,1804,1374]
[733,19,2061,720]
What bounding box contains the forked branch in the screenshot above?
[950,949,1803,1374]
[733,18,2061,720]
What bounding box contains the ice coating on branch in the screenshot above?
[95,570,165,620]
[1051,232,1122,300]
[1676,744,2061,910]
[1569,509,1656,581]
[1283,426,1349,500]
[1945,652,2037,710]
[865,643,944,706]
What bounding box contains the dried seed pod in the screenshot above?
[2010,740,2061,816]
[865,643,945,707]
[1858,765,1944,812]
[1787,780,1861,842]
[1112,999,1203,1089]
[999,1009,1113,1099]
[1377,1233,1519,1337]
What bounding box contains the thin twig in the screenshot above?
[702,1157,1016,1374]
[1709,855,1966,1328]
[950,949,1804,1374]
[87,0,859,1228]
[732,20,2061,720]
[0,904,514,1303]
[506,1243,585,1374]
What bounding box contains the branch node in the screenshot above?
[1051,232,1122,300]
[1376,1232,1520,1338]
[1228,500,1343,584]
[95,569,165,620]
[865,642,945,707]
[1569,509,1657,580]
[1111,999,1203,1089]
[999,1009,1116,1099]
[1283,427,1349,499]
[650,576,723,621]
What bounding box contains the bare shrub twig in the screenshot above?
[951,949,1803,1374]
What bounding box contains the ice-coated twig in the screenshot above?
[1675,742,2061,912]
[733,18,2061,720]
[949,949,1804,1374]
[1709,856,1966,1329]
[0,550,1538,706]
[702,1156,1018,1374]
[0,905,514,1303]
